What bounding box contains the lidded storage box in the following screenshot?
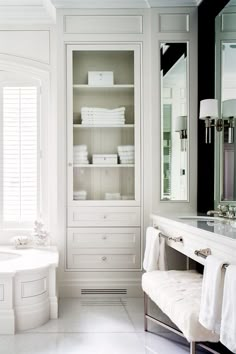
[88,71,114,86]
[92,154,118,165]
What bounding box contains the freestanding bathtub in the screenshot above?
[0,246,58,334]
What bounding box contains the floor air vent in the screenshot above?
[81,289,127,295]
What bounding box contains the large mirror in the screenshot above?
[160,42,188,201]
[215,1,236,203]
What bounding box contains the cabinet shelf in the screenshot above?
[73,84,134,91]
[73,164,134,168]
[73,124,134,128]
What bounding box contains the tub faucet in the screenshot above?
[207,204,229,218]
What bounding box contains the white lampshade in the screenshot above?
[175,116,187,132]
[222,99,236,118]
[199,99,219,120]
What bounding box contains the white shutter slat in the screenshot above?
[3,86,38,223]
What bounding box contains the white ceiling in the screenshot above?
[0,0,202,24]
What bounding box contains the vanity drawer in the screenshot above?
[67,228,140,249]
[67,207,140,227]
[67,252,140,270]
[67,227,141,270]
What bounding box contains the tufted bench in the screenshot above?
[142,270,219,354]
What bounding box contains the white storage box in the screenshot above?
[88,71,114,86]
[92,154,118,165]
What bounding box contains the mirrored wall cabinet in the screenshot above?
[160,42,189,201]
[66,44,141,271]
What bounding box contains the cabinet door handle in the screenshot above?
[68,162,73,167]
[101,256,107,261]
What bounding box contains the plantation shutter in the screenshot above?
[2,86,39,224]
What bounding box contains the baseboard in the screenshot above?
[59,279,143,298]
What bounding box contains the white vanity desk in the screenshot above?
[151,214,236,266]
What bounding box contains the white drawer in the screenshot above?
[67,207,140,227]
[67,252,140,270]
[67,227,140,249]
[67,227,141,270]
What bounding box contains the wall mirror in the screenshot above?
[160,42,188,201]
[215,0,236,203]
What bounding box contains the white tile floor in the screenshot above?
[0,298,208,354]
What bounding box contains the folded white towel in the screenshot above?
[82,122,125,126]
[74,190,87,195]
[81,107,125,113]
[105,192,121,200]
[74,160,89,164]
[199,256,225,334]
[81,113,125,118]
[73,152,88,157]
[73,145,87,151]
[220,265,236,353]
[120,159,134,164]
[118,145,134,152]
[143,227,167,272]
[118,152,134,158]
[82,119,125,124]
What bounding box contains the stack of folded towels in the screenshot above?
[81,107,126,125]
[73,145,89,164]
[117,145,134,164]
[73,190,87,200]
[105,192,121,200]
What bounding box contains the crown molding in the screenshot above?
[51,0,199,8]
[148,0,199,6]
[51,0,149,8]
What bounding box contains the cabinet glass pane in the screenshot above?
[72,50,135,201]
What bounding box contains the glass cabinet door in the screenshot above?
[67,44,140,205]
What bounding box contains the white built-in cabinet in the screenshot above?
[66,44,142,271]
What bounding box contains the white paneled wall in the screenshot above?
[57,8,198,297]
[0,7,198,296]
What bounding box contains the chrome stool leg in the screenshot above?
[190,342,196,354]
[144,292,148,331]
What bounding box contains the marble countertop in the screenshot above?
[151,213,236,243]
[0,246,59,275]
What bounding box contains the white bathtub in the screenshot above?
[0,246,59,334]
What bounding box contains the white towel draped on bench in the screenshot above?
[199,255,225,334]
[143,227,167,272]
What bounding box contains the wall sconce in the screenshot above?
[175,115,187,151]
[199,98,236,144]
[199,99,219,144]
[222,99,236,144]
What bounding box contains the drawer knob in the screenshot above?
[102,235,107,240]
[101,256,107,261]
[103,215,107,219]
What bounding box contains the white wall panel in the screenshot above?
[221,13,236,32]
[0,285,4,301]
[21,278,47,298]
[0,31,50,64]
[64,15,143,34]
[159,13,189,32]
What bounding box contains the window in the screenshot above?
[0,84,40,227]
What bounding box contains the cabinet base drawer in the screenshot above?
[67,207,140,227]
[67,227,141,270]
[67,227,140,249]
[67,252,140,270]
